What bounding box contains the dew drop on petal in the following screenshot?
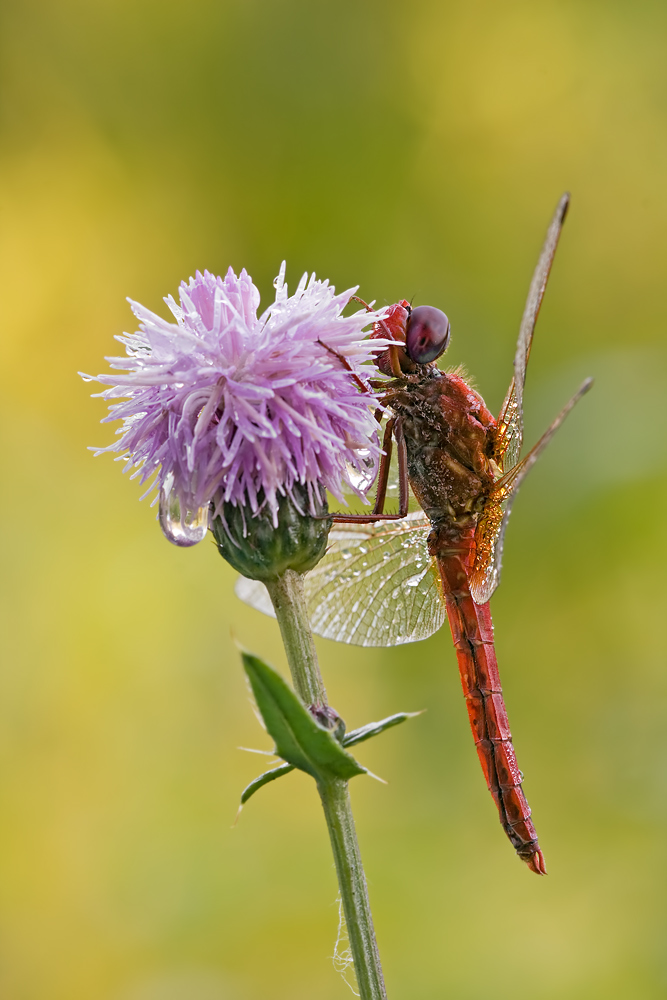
[159,482,210,547]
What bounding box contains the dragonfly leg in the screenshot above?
[388,343,403,378]
[395,418,409,516]
[317,338,373,395]
[351,295,399,347]
[329,417,409,523]
[370,417,395,515]
[350,294,413,380]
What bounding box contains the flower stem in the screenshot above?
[318,777,387,1000]
[265,569,388,1000]
[265,570,326,706]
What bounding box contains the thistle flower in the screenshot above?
[82,263,387,546]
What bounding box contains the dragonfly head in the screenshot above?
[405,305,451,364]
[371,301,451,376]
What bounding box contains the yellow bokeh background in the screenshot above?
[1,2,666,998]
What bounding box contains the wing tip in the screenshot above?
[558,192,571,223]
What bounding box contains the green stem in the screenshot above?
[318,777,387,1000]
[265,569,326,706]
[265,569,388,1000]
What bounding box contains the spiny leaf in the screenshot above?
[241,652,366,783]
[241,762,294,804]
[239,706,422,806]
[343,711,423,748]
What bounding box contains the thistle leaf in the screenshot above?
[241,652,366,783]
[240,762,295,804]
[238,698,423,806]
[342,711,423,748]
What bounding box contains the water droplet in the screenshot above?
[341,549,352,560]
[358,545,368,554]
[159,480,209,547]
[345,452,376,493]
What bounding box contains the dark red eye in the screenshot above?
[405,305,450,364]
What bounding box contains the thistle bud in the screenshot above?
[210,484,330,581]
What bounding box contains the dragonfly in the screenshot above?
[238,194,592,874]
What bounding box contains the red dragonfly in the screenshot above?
[238,194,592,874]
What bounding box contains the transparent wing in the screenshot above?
[470,378,593,604]
[494,382,522,473]
[468,493,516,606]
[235,512,445,647]
[235,576,276,618]
[495,193,570,472]
[305,513,443,645]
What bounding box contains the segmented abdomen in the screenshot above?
[436,537,546,875]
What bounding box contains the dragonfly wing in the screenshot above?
[469,495,515,605]
[305,513,444,646]
[513,192,570,414]
[494,382,522,473]
[471,377,593,604]
[495,193,570,471]
[235,512,445,647]
[235,576,276,618]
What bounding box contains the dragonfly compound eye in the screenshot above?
[405,305,451,364]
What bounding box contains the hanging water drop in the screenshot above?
[159,479,210,547]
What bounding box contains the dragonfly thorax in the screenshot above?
[386,370,497,527]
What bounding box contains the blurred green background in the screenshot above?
[1,1,666,998]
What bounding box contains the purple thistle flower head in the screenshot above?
[82,263,388,541]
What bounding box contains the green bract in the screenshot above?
[211,485,330,581]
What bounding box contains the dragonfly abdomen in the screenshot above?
[436,542,547,875]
